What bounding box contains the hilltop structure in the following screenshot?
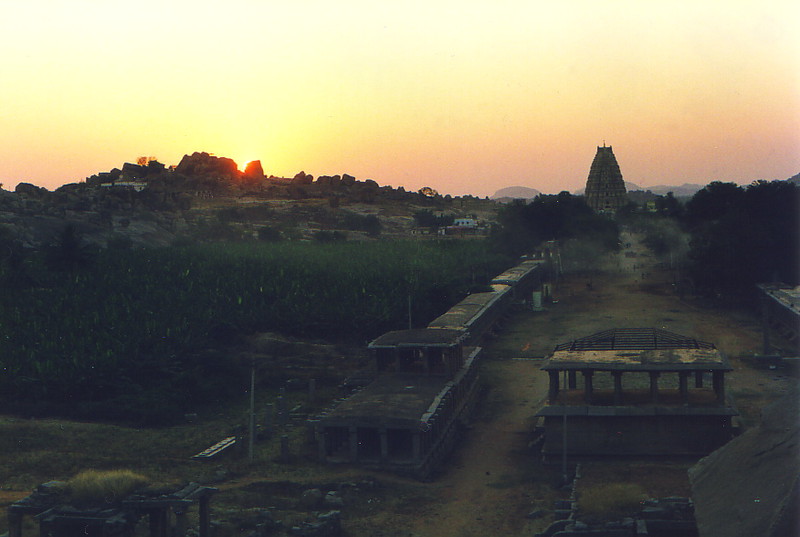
[584,145,628,212]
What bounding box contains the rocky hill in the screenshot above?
[490,186,541,203]
[0,152,499,249]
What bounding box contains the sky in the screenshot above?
[1,1,798,198]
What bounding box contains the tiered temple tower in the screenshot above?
[584,145,628,212]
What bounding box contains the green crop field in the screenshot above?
[0,239,510,423]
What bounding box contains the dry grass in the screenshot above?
[578,482,647,520]
[66,469,148,506]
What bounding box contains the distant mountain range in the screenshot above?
[628,182,707,197]
[572,182,705,198]
[494,173,800,203]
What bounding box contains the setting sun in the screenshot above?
[0,0,797,196]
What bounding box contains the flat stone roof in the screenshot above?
[758,283,800,315]
[544,348,731,371]
[543,328,731,371]
[321,374,447,427]
[490,259,542,285]
[427,292,505,330]
[369,328,466,348]
[319,347,480,428]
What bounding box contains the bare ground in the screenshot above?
[400,230,794,537]
[0,231,793,536]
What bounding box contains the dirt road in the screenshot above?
[404,231,792,537]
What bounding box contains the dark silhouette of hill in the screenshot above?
[490,186,541,202]
[0,152,498,249]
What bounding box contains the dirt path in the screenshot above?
[403,231,792,537]
[412,359,549,537]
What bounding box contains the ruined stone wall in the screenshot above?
[542,413,733,459]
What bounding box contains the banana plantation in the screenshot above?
[0,239,510,422]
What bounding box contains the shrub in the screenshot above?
[66,469,148,506]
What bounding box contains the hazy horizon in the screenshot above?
[2,0,798,198]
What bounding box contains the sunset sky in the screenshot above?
[1,1,798,197]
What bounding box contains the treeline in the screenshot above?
[491,192,621,265]
[623,180,799,299]
[681,180,799,296]
[0,239,510,423]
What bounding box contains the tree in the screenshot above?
[655,192,684,218]
[46,224,94,272]
[683,180,799,297]
[418,186,439,198]
[413,210,453,230]
[683,182,743,229]
[492,192,620,257]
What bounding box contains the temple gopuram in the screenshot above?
[584,145,628,212]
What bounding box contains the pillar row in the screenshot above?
[583,370,594,404]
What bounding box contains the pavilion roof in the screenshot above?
[543,328,730,371]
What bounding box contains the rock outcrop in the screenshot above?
[175,152,240,180]
[242,160,265,182]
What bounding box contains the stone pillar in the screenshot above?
[264,403,274,439]
[280,434,290,463]
[713,371,726,404]
[306,419,318,444]
[149,508,168,537]
[318,429,328,460]
[679,371,689,405]
[548,370,560,403]
[39,518,53,537]
[380,429,389,461]
[649,371,660,403]
[583,370,594,404]
[567,371,577,390]
[174,508,188,537]
[199,496,211,537]
[277,395,287,426]
[694,371,704,388]
[412,433,422,463]
[349,427,359,461]
[8,509,22,537]
[612,371,623,405]
[761,295,772,355]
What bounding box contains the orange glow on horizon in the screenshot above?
[0,1,797,197]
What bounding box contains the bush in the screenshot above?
[341,212,382,236]
[66,469,148,506]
